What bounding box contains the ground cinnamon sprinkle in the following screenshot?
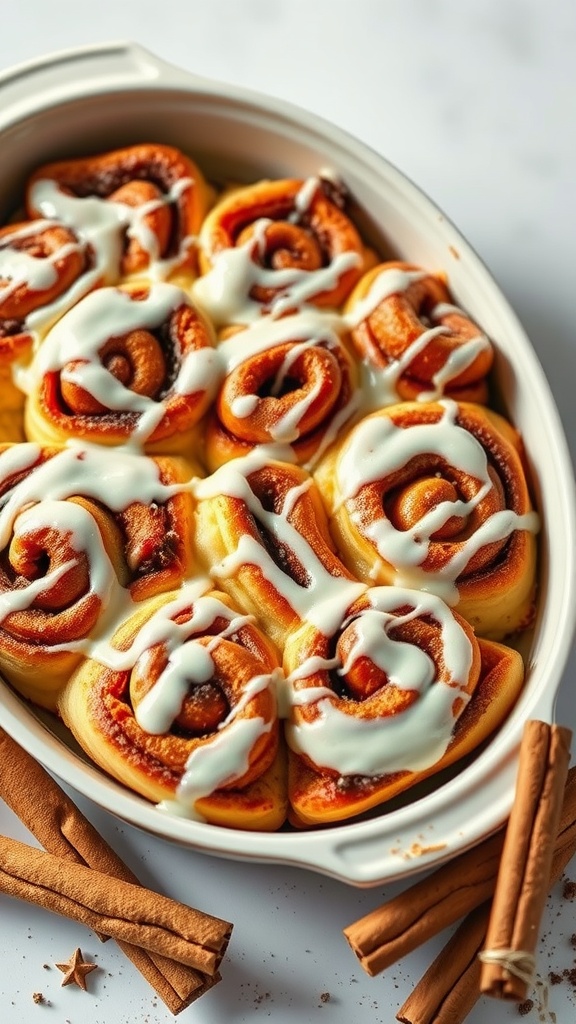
[518,998,534,1016]
[562,879,576,899]
[549,971,563,985]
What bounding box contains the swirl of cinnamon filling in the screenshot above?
[194,452,366,649]
[0,220,95,325]
[26,144,210,282]
[0,441,194,626]
[0,220,98,436]
[194,176,369,324]
[205,310,359,470]
[345,261,494,404]
[58,582,286,829]
[283,586,524,824]
[24,283,221,452]
[314,399,539,639]
[0,443,128,709]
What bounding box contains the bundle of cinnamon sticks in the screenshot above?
[344,720,575,1024]
[0,728,232,1014]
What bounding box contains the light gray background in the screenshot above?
[0,3,575,1022]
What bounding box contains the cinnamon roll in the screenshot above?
[26,144,211,286]
[194,176,371,325]
[0,442,195,708]
[283,586,524,824]
[24,282,221,453]
[58,582,287,830]
[344,261,494,404]
[0,219,99,440]
[314,400,539,639]
[205,311,359,470]
[0,442,124,708]
[194,453,366,649]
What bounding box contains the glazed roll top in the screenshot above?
[0,441,195,707]
[26,143,211,285]
[314,399,539,639]
[194,176,371,324]
[59,582,287,830]
[205,310,359,470]
[344,261,493,404]
[283,586,524,824]
[0,219,101,438]
[23,283,221,452]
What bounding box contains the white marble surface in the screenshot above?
[0,2,575,1023]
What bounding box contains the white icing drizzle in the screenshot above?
[0,443,193,657]
[0,497,118,625]
[165,714,273,821]
[82,580,278,818]
[0,556,78,621]
[0,219,98,336]
[418,333,492,402]
[345,266,427,327]
[23,283,221,444]
[217,309,343,372]
[134,606,258,734]
[336,400,540,600]
[0,443,182,551]
[29,176,194,284]
[230,394,260,418]
[345,266,492,405]
[194,450,366,633]
[194,213,361,325]
[285,587,474,776]
[288,176,320,221]
[217,309,360,458]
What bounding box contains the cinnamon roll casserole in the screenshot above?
[0,145,539,829]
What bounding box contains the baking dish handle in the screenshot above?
[0,42,214,121]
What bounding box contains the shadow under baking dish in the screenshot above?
[0,42,574,886]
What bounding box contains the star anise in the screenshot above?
[55,948,98,991]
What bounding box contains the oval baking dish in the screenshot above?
[0,41,574,886]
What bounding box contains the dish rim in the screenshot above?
[0,41,574,886]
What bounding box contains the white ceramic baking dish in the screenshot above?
[0,41,574,887]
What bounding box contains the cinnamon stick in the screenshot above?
[480,720,571,1000]
[0,832,231,973]
[344,723,572,980]
[343,830,504,976]
[0,728,223,1011]
[397,761,576,1024]
[397,905,486,1024]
